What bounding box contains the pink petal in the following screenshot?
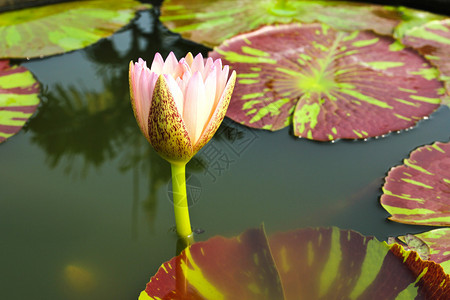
[190,53,205,75]
[204,66,217,117]
[194,70,236,151]
[137,67,155,138]
[165,74,184,115]
[150,53,164,74]
[215,64,229,103]
[183,71,208,144]
[162,52,179,75]
[201,57,215,80]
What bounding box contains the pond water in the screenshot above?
[1,6,450,300]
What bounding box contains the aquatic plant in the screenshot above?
[129,52,236,238]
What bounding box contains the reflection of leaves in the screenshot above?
[140,226,450,299]
[211,23,442,141]
[28,74,133,176]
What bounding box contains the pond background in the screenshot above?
[1,1,450,299]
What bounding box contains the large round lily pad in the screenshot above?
[0,60,40,143]
[381,141,450,226]
[0,0,150,59]
[160,0,421,48]
[209,23,442,141]
[402,19,450,105]
[139,227,450,299]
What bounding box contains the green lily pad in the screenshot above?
[402,19,450,105]
[139,227,450,299]
[0,0,150,59]
[160,0,411,48]
[381,141,450,226]
[397,228,450,274]
[0,60,40,143]
[209,23,442,141]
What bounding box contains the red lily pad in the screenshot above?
[140,227,284,300]
[209,23,442,141]
[0,60,40,143]
[397,228,450,274]
[380,141,450,226]
[402,19,450,105]
[0,0,150,59]
[160,0,415,48]
[139,227,450,299]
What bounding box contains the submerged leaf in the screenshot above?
[388,234,430,260]
[210,23,442,141]
[0,0,150,59]
[381,141,450,226]
[403,228,450,274]
[402,19,450,105]
[139,227,450,299]
[391,229,450,274]
[160,0,414,47]
[0,60,40,143]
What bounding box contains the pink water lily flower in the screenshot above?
[129,52,236,165]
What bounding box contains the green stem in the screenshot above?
[171,163,193,239]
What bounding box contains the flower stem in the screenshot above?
[171,163,193,239]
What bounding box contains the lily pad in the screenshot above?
[0,0,150,59]
[139,227,450,299]
[402,19,450,105]
[160,0,410,48]
[0,60,40,143]
[398,228,450,274]
[380,141,450,226]
[209,23,442,141]
[140,227,284,300]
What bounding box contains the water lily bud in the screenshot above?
[129,52,236,165]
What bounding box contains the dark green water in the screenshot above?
[1,8,450,300]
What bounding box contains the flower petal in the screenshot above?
[204,66,217,118]
[165,74,184,116]
[195,70,236,151]
[162,52,179,75]
[201,57,215,80]
[130,60,155,139]
[150,53,164,74]
[184,52,194,67]
[148,75,193,164]
[183,71,208,144]
[215,61,229,102]
[190,53,205,75]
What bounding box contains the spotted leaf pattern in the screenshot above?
[210,23,443,141]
